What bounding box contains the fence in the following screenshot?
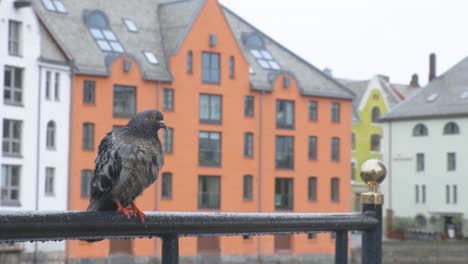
[0,159,386,264]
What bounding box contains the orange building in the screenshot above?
[35,0,354,261]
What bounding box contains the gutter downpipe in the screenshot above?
[257,91,264,261]
[33,64,43,264]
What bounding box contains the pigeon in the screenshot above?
[87,110,166,224]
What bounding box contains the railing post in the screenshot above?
[162,235,179,264]
[335,231,348,264]
[360,159,386,264]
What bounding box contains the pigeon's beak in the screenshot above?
[158,120,167,129]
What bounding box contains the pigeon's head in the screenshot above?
[127,110,167,137]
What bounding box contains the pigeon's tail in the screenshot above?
[84,198,117,243]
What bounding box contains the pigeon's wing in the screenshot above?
[90,132,122,201]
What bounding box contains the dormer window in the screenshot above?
[42,0,67,13]
[244,32,281,71]
[84,11,124,53]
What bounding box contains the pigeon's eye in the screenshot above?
[149,115,156,121]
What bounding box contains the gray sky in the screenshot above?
[219,0,468,86]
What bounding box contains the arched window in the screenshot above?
[84,10,124,53]
[370,134,381,152]
[371,107,381,123]
[443,122,460,135]
[46,121,56,149]
[413,124,428,136]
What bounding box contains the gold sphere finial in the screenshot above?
[360,159,386,185]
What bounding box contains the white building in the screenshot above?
[0,0,70,253]
[381,55,468,237]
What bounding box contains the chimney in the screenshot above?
[429,53,436,82]
[410,74,420,87]
[377,74,390,83]
[323,67,333,77]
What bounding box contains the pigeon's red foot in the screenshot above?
[116,201,134,219]
[131,202,146,223]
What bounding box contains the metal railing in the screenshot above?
[0,159,386,264]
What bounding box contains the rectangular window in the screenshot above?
[45,71,51,100]
[54,72,60,100]
[80,170,92,198]
[308,177,317,201]
[199,94,221,123]
[198,176,220,209]
[45,167,55,196]
[229,56,235,79]
[283,76,291,88]
[199,131,221,167]
[415,185,419,203]
[3,66,23,105]
[331,102,340,123]
[163,128,173,154]
[161,172,172,199]
[1,165,21,205]
[244,96,254,117]
[275,178,293,210]
[113,85,136,117]
[331,177,340,202]
[8,20,21,56]
[275,136,294,169]
[202,52,220,84]
[352,133,355,151]
[187,51,193,73]
[163,88,174,111]
[351,162,356,181]
[82,123,94,150]
[308,233,317,239]
[308,136,317,160]
[416,153,425,171]
[244,132,253,158]
[276,100,294,129]
[422,184,426,204]
[453,185,457,204]
[2,119,22,156]
[309,101,318,121]
[370,135,381,152]
[83,80,96,104]
[446,185,450,204]
[331,137,340,161]
[243,175,253,200]
[447,152,456,171]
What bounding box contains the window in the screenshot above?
[331,137,340,161]
[199,132,221,167]
[243,175,253,200]
[45,167,55,196]
[1,165,21,205]
[331,177,340,202]
[331,103,340,123]
[45,71,51,100]
[453,185,457,204]
[54,72,60,100]
[81,170,92,198]
[3,66,23,105]
[308,177,317,201]
[46,121,56,149]
[199,94,221,123]
[352,133,355,151]
[209,34,217,47]
[202,52,220,84]
[276,100,294,129]
[41,0,67,13]
[351,162,356,181]
[85,11,124,53]
[244,96,254,117]
[416,153,425,172]
[163,88,174,111]
[309,101,318,121]
[8,20,21,56]
[123,18,138,32]
[229,56,235,79]
[283,76,291,88]
[413,124,428,136]
[275,136,294,169]
[444,122,460,135]
[2,119,22,156]
[446,185,450,204]
[447,152,456,171]
[275,178,293,210]
[250,49,281,70]
[82,123,94,150]
[422,185,426,204]
[415,185,419,203]
[143,51,159,65]
[163,128,173,154]
[198,176,220,209]
[371,107,381,123]
[370,134,381,152]
[113,85,136,117]
[308,136,317,160]
[161,173,172,199]
[308,233,317,239]
[244,133,253,158]
[83,80,96,104]
[187,50,193,73]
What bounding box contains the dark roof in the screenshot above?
[381,56,468,121]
